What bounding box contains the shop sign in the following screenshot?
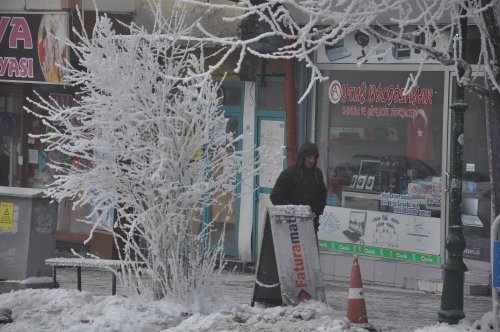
[318,206,441,261]
[0,13,69,84]
[327,71,440,162]
[316,29,444,65]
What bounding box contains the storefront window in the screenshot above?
[318,70,444,216]
[257,79,285,111]
[219,85,242,107]
[317,70,445,265]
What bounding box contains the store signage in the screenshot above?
[326,71,441,161]
[330,80,434,121]
[316,29,444,65]
[252,206,325,306]
[318,206,441,262]
[328,80,342,104]
[0,13,69,83]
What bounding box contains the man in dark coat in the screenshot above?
[270,142,327,233]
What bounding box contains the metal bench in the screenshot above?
[45,258,140,295]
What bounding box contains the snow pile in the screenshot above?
[0,288,491,332]
[415,311,494,332]
[0,289,354,331]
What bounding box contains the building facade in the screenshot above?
[312,29,490,294]
[0,1,491,294]
[0,0,135,259]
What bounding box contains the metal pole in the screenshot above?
[438,8,468,325]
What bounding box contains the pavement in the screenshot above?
[53,267,493,331]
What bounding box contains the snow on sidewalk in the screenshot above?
[0,269,494,332]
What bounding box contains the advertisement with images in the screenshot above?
[0,13,69,83]
[318,206,441,265]
[316,29,444,64]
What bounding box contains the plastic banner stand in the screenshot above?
[251,205,326,306]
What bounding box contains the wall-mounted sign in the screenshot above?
[317,29,444,65]
[318,206,441,265]
[0,13,69,84]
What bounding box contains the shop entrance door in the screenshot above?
[252,77,286,261]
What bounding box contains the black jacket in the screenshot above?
[270,142,327,231]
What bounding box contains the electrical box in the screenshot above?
[0,186,57,280]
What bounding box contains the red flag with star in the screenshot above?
[407,104,434,160]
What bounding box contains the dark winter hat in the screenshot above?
[297,142,319,162]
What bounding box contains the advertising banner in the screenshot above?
[0,12,69,83]
[317,29,444,64]
[252,206,325,306]
[318,206,441,265]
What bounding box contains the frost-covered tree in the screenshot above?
[26,2,258,304]
[182,0,500,217]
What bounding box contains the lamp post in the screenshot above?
[438,8,468,325]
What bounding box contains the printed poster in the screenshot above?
[258,120,285,188]
[269,205,325,305]
[318,206,441,265]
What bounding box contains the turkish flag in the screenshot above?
[407,104,434,160]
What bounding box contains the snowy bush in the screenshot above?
[26,2,257,304]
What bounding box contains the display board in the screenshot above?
[252,206,325,306]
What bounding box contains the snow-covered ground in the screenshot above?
[0,271,494,331]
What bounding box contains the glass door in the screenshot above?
[450,74,491,272]
[252,77,286,261]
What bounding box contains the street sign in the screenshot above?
[493,241,500,289]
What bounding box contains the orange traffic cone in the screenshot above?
[347,255,368,324]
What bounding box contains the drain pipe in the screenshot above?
[285,54,296,166]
